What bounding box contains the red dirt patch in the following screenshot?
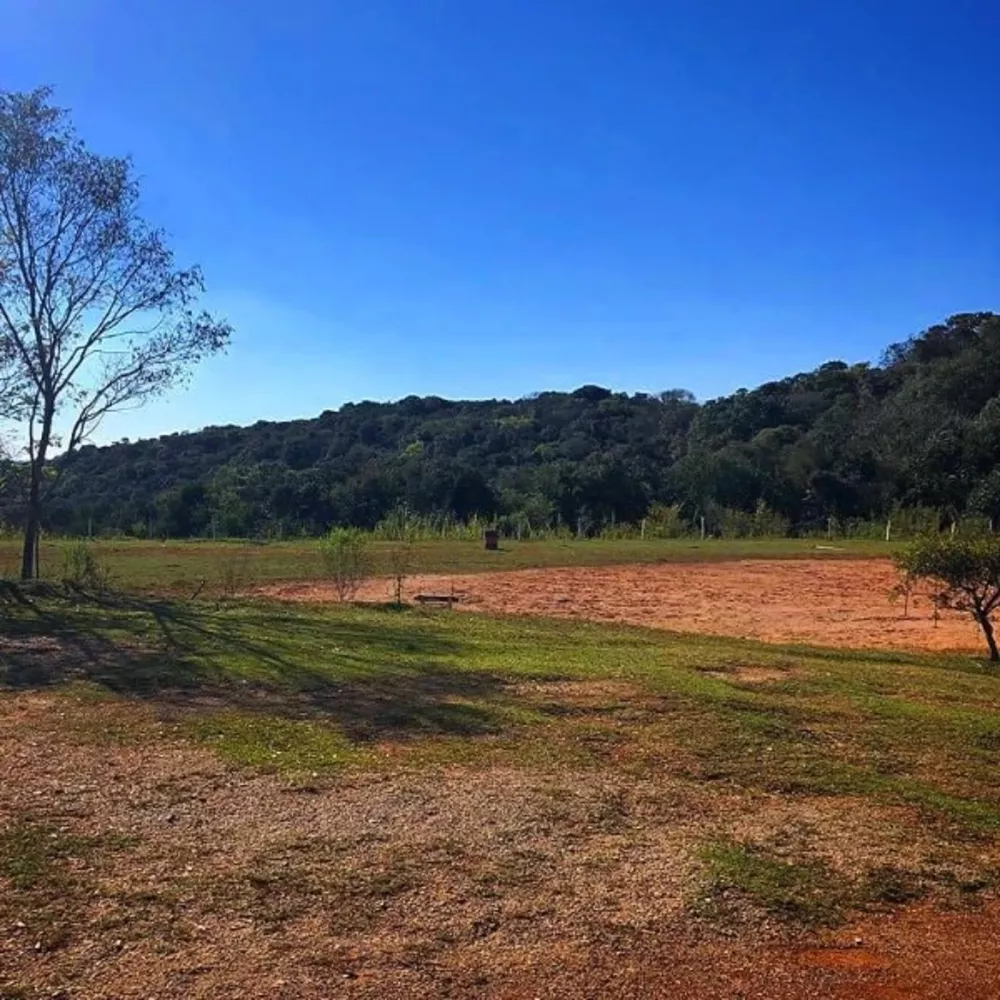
[785,901,1000,998]
[258,559,980,653]
[799,946,891,970]
[481,901,1000,1000]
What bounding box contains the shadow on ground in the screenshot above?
[0,587,509,743]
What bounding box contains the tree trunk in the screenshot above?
[977,612,999,663]
[20,412,52,581]
[20,490,40,580]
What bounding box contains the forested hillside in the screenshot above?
[7,312,1000,538]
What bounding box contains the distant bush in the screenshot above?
[718,507,754,539]
[712,502,789,539]
[887,506,944,539]
[956,516,993,537]
[750,500,790,538]
[645,503,689,539]
[320,528,372,602]
[370,510,573,543]
[597,521,643,540]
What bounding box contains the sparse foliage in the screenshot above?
[381,508,417,605]
[216,550,255,601]
[320,528,372,602]
[60,540,112,592]
[888,569,917,619]
[0,87,231,579]
[387,543,414,605]
[895,535,1000,661]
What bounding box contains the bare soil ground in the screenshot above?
[5,581,1000,998]
[2,689,999,1000]
[262,559,979,653]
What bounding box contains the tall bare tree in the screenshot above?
[0,88,231,579]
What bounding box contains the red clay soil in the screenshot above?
[260,559,983,654]
[488,901,1000,1000]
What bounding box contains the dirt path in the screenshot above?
[259,559,982,654]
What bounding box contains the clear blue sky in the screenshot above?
[2,0,997,442]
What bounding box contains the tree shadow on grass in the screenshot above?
[0,589,510,743]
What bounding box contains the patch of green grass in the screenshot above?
[188,712,370,772]
[675,689,1000,832]
[0,822,86,890]
[884,779,1000,833]
[5,591,1000,840]
[698,843,955,927]
[0,821,134,891]
[698,838,849,925]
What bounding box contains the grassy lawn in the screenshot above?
[2,590,998,996]
[0,534,896,593]
[4,592,1000,863]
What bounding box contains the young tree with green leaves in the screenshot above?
[0,87,230,578]
[895,535,1000,661]
[320,528,372,602]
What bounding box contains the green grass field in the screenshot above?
[0,534,896,593]
[4,591,1000,844]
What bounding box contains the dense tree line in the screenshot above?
[3,312,999,539]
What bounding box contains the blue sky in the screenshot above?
[1,0,997,443]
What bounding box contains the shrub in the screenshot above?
[216,550,255,600]
[645,503,688,539]
[598,521,644,540]
[751,500,789,538]
[719,507,754,539]
[320,528,372,602]
[61,541,113,592]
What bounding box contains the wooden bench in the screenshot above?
[414,593,458,608]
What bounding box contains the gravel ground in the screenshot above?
[2,689,999,999]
